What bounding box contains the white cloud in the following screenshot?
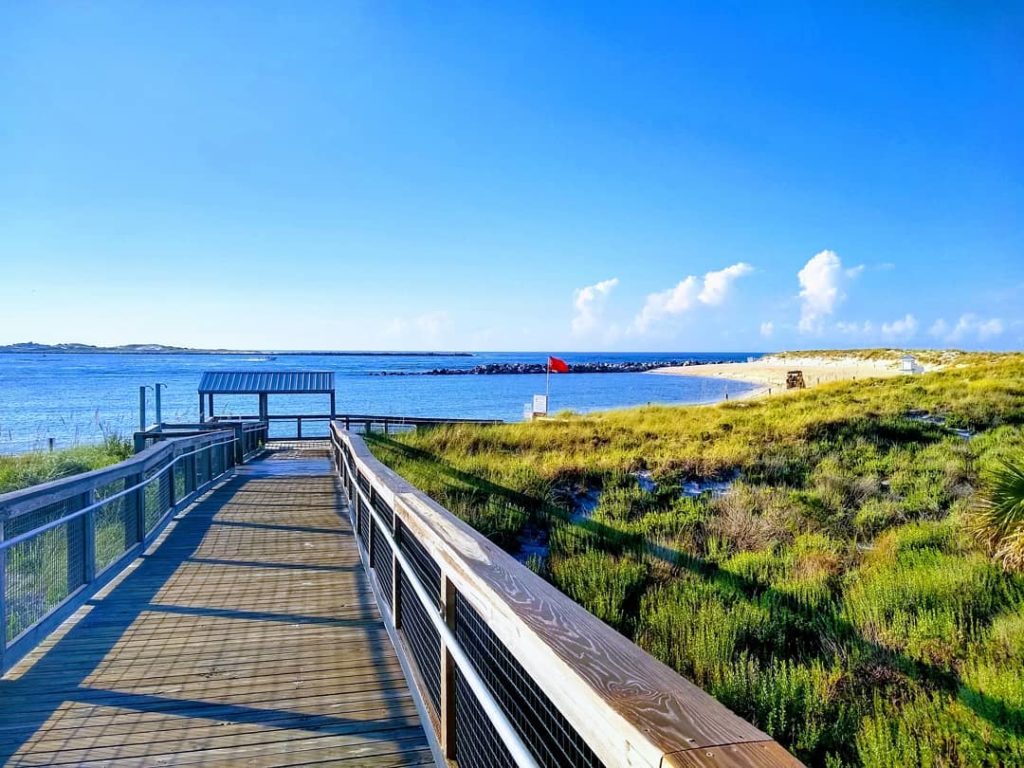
[798,250,856,333]
[633,277,698,332]
[881,314,918,341]
[836,320,874,336]
[571,278,619,335]
[699,263,754,305]
[385,310,452,344]
[930,314,1004,344]
[845,264,866,279]
[760,321,774,338]
[632,262,752,333]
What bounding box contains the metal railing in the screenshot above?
[330,422,801,768]
[0,429,248,674]
[135,420,267,460]
[208,414,503,441]
[331,424,540,768]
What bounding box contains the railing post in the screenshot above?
[440,574,458,759]
[1,518,8,670]
[82,489,96,586]
[233,424,244,464]
[391,510,401,629]
[367,490,375,565]
[297,417,303,440]
[132,473,145,544]
[167,456,177,510]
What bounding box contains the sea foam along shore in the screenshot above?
[649,352,943,396]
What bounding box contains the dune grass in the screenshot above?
[367,351,1024,767]
[0,435,133,495]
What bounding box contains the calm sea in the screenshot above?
[0,352,758,453]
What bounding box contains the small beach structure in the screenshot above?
[901,353,923,374]
[198,369,335,435]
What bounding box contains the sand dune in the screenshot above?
[651,354,936,397]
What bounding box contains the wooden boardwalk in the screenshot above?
[0,452,432,767]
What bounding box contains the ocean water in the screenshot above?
[0,352,759,453]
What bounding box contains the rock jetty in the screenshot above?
[376,359,725,376]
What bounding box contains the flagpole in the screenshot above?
[545,360,550,408]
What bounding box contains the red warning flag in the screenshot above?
[548,356,569,373]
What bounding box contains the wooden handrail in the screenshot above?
[0,429,235,522]
[331,422,801,768]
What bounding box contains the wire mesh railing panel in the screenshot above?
[357,496,370,548]
[143,463,172,533]
[371,492,394,533]
[398,520,441,607]
[455,593,605,768]
[398,569,442,716]
[173,461,187,502]
[93,477,137,575]
[370,518,393,605]
[4,498,86,643]
[195,448,209,488]
[211,444,223,477]
[455,667,518,768]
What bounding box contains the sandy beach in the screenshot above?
[651,354,934,397]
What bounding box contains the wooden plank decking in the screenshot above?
[0,453,432,767]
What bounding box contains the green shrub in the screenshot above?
[550,549,648,633]
[857,692,1024,768]
[842,534,1009,669]
[709,654,857,765]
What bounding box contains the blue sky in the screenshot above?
[1,2,1020,351]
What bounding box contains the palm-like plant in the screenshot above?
[970,458,1024,571]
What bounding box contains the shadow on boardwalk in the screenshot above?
[0,468,431,767]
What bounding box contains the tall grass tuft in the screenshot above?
[969,458,1024,571]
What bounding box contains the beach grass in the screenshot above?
[0,435,133,495]
[366,350,1024,767]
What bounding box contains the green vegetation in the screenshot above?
[0,435,133,494]
[367,352,1024,766]
[969,458,1024,572]
[2,435,135,643]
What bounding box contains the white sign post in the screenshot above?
[532,394,548,418]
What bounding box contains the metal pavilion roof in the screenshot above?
[198,371,334,395]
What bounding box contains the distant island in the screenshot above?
[0,342,471,357]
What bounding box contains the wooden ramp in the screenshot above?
[0,452,432,767]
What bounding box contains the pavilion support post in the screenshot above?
[330,391,336,421]
[208,394,214,419]
[199,394,205,423]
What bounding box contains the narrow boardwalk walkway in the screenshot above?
[0,451,431,767]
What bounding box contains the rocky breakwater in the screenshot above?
[376,359,727,376]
